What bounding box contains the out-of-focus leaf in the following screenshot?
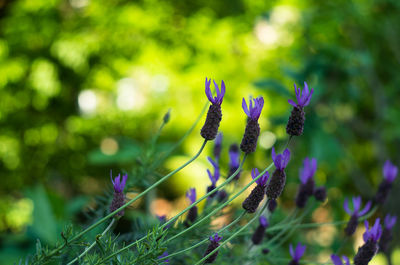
[253,79,292,97]
[88,139,141,165]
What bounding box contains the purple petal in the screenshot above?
[352,196,361,213]
[294,243,306,260]
[220,80,226,102]
[288,99,297,107]
[205,78,213,103]
[274,155,282,170]
[342,256,350,265]
[330,255,343,265]
[120,174,128,191]
[289,244,295,259]
[358,200,371,217]
[213,80,220,99]
[282,148,291,168]
[384,214,397,230]
[259,216,268,227]
[363,220,370,242]
[252,168,260,181]
[343,199,352,215]
[271,147,276,162]
[303,87,314,106]
[242,98,250,117]
[207,169,214,184]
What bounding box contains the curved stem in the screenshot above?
[66,219,115,265]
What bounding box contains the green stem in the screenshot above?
[66,219,115,265]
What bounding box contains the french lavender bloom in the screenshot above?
[296,158,317,208]
[288,243,306,265]
[344,196,372,236]
[213,132,223,161]
[331,255,350,265]
[242,168,269,213]
[251,216,269,245]
[185,188,198,225]
[109,172,128,217]
[228,144,241,181]
[379,214,397,254]
[158,251,169,264]
[286,82,314,136]
[206,157,220,198]
[266,148,291,211]
[201,78,226,140]
[240,96,264,153]
[203,233,222,263]
[354,219,382,265]
[375,160,398,204]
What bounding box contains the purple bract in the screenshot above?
[384,214,397,230]
[259,216,268,228]
[271,147,291,171]
[343,196,371,217]
[289,242,306,262]
[207,157,220,186]
[330,254,350,265]
[205,78,225,105]
[299,157,317,184]
[186,188,196,204]
[383,160,398,183]
[209,233,222,243]
[288,82,313,108]
[252,168,269,186]
[363,218,382,243]
[229,145,240,169]
[110,171,128,193]
[242,96,264,121]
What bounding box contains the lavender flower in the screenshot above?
[206,157,220,197]
[158,251,169,264]
[201,78,226,140]
[379,214,397,253]
[375,160,398,204]
[240,96,264,153]
[213,132,223,161]
[266,148,291,202]
[217,189,228,203]
[344,196,372,236]
[251,216,269,245]
[242,168,269,213]
[288,243,306,265]
[185,188,198,225]
[314,186,327,202]
[296,158,317,208]
[109,172,128,217]
[331,255,350,265]
[228,144,241,180]
[203,233,222,263]
[286,82,314,136]
[354,219,382,265]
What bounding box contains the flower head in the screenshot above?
[252,168,269,186]
[213,132,223,160]
[271,147,291,171]
[384,214,397,230]
[205,78,225,105]
[207,157,220,186]
[289,243,306,262]
[186,188,196,204]
[299,158,317,184]
[111,171,128,193]
[383,160,398,183]
[343,196,371,217]
[330,255,350,265]
[288,82,313,108]
[209,233,222,243]
[259,216,268,228]
[242,96,264,121]
[229,144,240,169]
[363,218,382,243]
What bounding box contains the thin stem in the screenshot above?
[66,219,115,265]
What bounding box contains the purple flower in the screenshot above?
[383,160,398,183]
[289,243,306,262]
[209,233,222,243]
[299,158,317,184]
[207,157,220,186]
[229,144,240,169]
[157,215,167,223]
[288,82,313,108]
[213,132,223,160]
[343,196,371,217]
[111,171,128,193]
[330,255,350,265]
[384,214,397,230]
[363,219,382,243]
[259,216,268,228]
[205,78,225,105]
[158,251,169,264]
[271,147,291,171]
[252,168,269,186]
[186,188,196,204]
[242,96,264,121]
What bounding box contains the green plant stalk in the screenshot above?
[66,218,115,265]
[160,211,247,261]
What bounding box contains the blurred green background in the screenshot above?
[0,0,399,264]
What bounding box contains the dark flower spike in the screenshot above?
[331,255,350,265]
[205,78,225,105]
[207,157,220,186]
[271,147,291,170]
[213,132,223,160]
[204,233,222,263]
[229,144,241,180]
[343,196,372,217]
[383,160,398,183]
[354,219,382,265]
[201,78,225,140]
[384,214,397,230]
[158,251,170,264]
[259,216,268,227]
[251,216,269,245]
[289,243,306,265]
[109,171,128,217]
[252,168,269,186]
[186,188,196,204]
[242,96,264,121]
[296,158,317,208]
[288,82,314,108]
